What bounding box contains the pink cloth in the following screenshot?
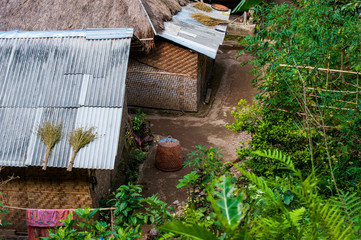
[27,226,55,240]
[26,209,72,240]
[26,209,71,227]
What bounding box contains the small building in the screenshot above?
[0,0,229,112]
[0,28,132,233]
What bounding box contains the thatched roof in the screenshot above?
[0,0,188,50]
[142,0,189,33]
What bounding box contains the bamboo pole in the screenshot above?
[127,70,192,77]
[357,74,359,106]
[306,87,358,94]
[311,104,355,111]
[310,95,357,105]
[111,209,114,232]
[2,205,116,211]
[279,64,361,75]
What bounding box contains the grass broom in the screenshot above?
[67,127,97,171]
[37,121,62,170]
[192,13,229,26]
[193,0,212,12]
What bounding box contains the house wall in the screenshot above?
[127,41,202,112]
[0,167,92,233]
[197,54,215,102]
[0,103,130,234]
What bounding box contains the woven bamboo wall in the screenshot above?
[136,41,198,78]
[127,41,202,112]
[0,167,92,233]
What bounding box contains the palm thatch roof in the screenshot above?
[142,0,189,33]
[0,0,188,50]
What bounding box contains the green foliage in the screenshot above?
[132,109,147,132]
[141,194,174,226]
[236,150,356,239]
[177,171,200,208]
[330,190,361,231]
[207,176,250,236]
[0,201,10,227]
[235,113,309,177]
[226,99,263,134]
[159,221,217,240]
[177,171,200,189]
[108,183,173,228]
[233,0,361,193]
[129,149,147,163]
[232,0,264,13]
[43,207,138,240]
[184,145,225,178]
[108,183,145,227]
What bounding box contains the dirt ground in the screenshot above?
[137,45,258,209]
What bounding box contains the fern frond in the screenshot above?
[252,149,296,173]
[158,232,176,240]
[318,202,354,240]
[289,207,305,227]
[331,190,361,225]
[236,166,275,201]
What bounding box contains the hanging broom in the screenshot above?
[37,121,62,170]
[193,0,212,12]
[192,13,229,26]
[67,127,97,171]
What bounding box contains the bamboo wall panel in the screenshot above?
[136,41,198,78]
[0,168,92,233]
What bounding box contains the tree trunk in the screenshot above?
[67,151,77,171]
[42,147,51,170]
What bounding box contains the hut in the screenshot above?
[0,0,229,112]
[0,28,132,233]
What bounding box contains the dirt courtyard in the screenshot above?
[138,45,258,206]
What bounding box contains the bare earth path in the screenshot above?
[138,46,258,207]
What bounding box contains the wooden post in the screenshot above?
[357,74,359,106]
[111,209,114,232]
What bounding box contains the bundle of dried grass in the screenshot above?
[193,1,212,12]
[37,121,62,170]
[192,13,229,26]
[67,127,97,172]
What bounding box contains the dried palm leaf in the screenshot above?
[193,1,212,12]
[192,13,229,26]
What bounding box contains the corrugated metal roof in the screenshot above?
[0,28,133,39]
[159,4,230,59]
[0,29,131,170]
[0,36,130,107]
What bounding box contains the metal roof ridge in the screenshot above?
[0,28,133,39]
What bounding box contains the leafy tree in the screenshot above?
[232,0,361,195]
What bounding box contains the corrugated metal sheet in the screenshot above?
[0,29,131,170]
[0,28,133,39]
[159,4,230,59]
[0,36,130,107]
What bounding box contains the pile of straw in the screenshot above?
[67,127,97,171]
[37,121,62,170]
[193,1,212,12]
[192,13,229,26]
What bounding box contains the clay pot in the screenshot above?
[155,137,183,171]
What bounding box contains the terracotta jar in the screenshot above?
[155,137,183,171]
